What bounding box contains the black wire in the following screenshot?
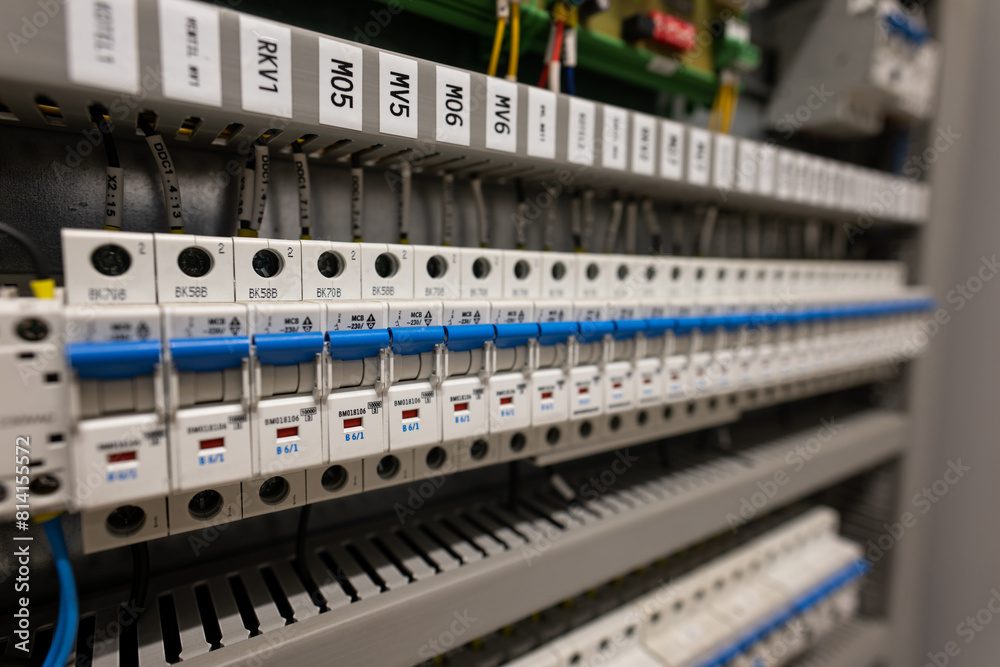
[294,504,326,609]
[295,503,310,572]
[136,115,156,138]
[89,106,120,169]
[0,221,49,279]
[121,541,149,635]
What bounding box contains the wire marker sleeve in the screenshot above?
[144,133,185,232]
[252,143,270,231]
[293,147,312,239]
[104,165,124,231]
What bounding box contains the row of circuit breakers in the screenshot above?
[1,229,932,548]
[506,508,866,667]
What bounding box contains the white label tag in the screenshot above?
[712,134,736,190]
[687,128,711,185]
[485,77,518,153]
[758,143,776,196]
[631,113,656,175]
[736,140,757,192]
[67,0,139,94]
[660,120,684,181]
[239,15,292,118]
[527,87,557,159]
[567,98,596,165]
[158,0,221,107]
[602,106,628,170]
[318,38,363,131]
[379,52,419,138]
[776,150,795,200]
[434,66,470,146]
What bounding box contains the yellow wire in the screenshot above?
[488,16,507,78]
[726,85,740,133]
[507,3,521,81]
[719,86,730,133]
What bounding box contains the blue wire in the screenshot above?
[41,517,78,667]
[565,66,577,96]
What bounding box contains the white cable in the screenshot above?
[548,60,561,94]
[441,172,455,246]
[564,26,578,68]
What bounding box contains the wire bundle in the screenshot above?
[488,0,521,81]
[538,2,578,94]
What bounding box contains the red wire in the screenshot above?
[538,20,565,89]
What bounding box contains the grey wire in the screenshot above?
[698,205,720,256]
[470,176,488,247]
[441,172,455,246]
[604,197,624,254]
[624,200,638,255]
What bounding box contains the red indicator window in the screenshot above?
[344,417,363,429]
[276,426,299,439]
[402,409,419,420]
[453,403,469,412]
[643,377,652,384]
[578,387,589,394]
[108,451,137,463]
[200,438,224,451]
[541,392,553,400]
[500,396,514,405]
[613,382,622,389]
